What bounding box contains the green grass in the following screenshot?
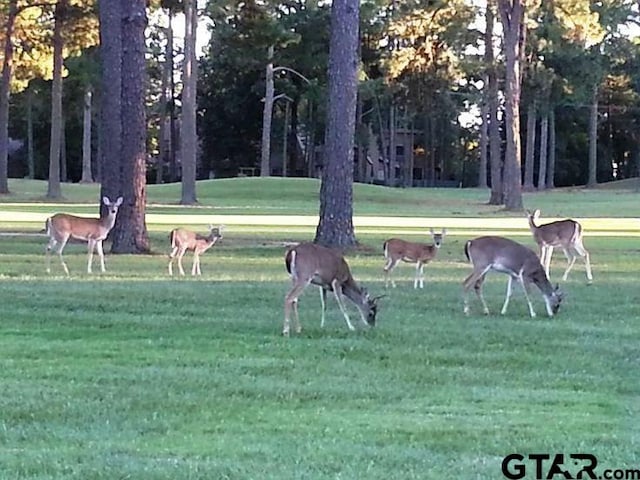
[1,178,639,479]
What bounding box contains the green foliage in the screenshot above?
[0,182,638,478]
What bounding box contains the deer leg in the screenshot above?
[383,258,400,288]
[517,276,537,318]
[542,246,554,277]
[500,276,515,315]
[45,237,58,274]
[87,239,97,274]
[56,237,70,276]
[418,262,425,288]
[284,281,308,336]
[463,269,489,315]
[192,252,199,276]
[413,262,421,289]
[330,280,355,331]
[571,239,593,284]
[177,248,187,276]
[319,287,328,328]
[560,247,577,281]
[96,240,106,273]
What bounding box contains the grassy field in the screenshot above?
[0,179,639,479]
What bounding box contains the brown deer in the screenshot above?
[383,228,446,288]
[283,242,381,336]
[526,209,593,284]
[45,196,124,275]
[168,225,224,276]
[462,236,564,317]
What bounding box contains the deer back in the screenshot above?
[48,213,110,241]
[286,242,353,288]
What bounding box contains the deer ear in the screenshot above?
[102,196,110,205]
[115,196,124,206]
[534,209,541,219]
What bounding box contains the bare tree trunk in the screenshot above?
[497,0,525,211]
[180,0,198,204]
[0,0,17,193]
[537,112,548,190]
[46,0,66,199]
[487,0,503,204]
[389,104,396,186]
[156,21,172,185]
[282,100,290,177]
[167,9,178,183]
[80,86,94,183]
[587,83,598,187]
[99,0,123,210]
[408,117,415,187]
[112,0,149,253]
[523,101,536,191]
[260,45,274,177]
[314,0,359,248]
[547,108,556,188]
[26,84,34,179]
[60,114,67,182]
[478,87,488,188]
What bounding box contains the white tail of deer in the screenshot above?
[45,196,124,275]
[462,236,564,317]
[526,209,593,284]
[283,242,381,336]
[168,225,224,276]
[383,228,446,288]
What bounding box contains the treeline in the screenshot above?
[2,0,640,191]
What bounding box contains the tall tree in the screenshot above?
[486,0,503,205]
[522,100,536,191]
[79,86,93,182]
[111,0,149,252]
[46,0,66,199]
[314,0,359,248]
[180,0,197,203]
[0,0,18,194]
[497,0,525,210]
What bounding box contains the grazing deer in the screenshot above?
[526,209,593,284]
[383,228,446,288]
[168,225,224,276]
[45,196,124,275]
[283,242,381,336]
[462,236,564,318]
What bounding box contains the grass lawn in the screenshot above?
[0,178,639,479]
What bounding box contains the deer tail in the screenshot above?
[44,217,51,235]
[285,248,296,277]
[464,240,472,262]
[169,229,177,249]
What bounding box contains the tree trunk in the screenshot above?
[587,83,598,187]
[60,114,67,182]
[46,0,66,199]
[26,84,34,179]
[112,0,149,253]
[478,86,488,188]
[80,87,93,183]
[547,108,556,188]
[314,0,359,248]
[523,101,536,191]
[260,45,275,177]
[180,0,198,203]
[156,21,172,185]
[537,112,548,190]
[167,9,178,183]
[282,100,290,177]
[0,0,17,194]
[497,0,525,211]
[389,104,396,186]
[99,0,123,210]
[487,0,503,204]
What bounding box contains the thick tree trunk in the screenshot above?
[80,87,93,183]
[112,0,149,253]
[46,0,66,199]
[181,0,198,203]
[537,112,548,190]
[587,83,598,187]
[99,0,123,209]
[487,1,503,204]
[498,0,525,211]
[314,0,359,248]
[0,0,17,194]
[260,45,275,177]
[26,85,34,179]
[523,101,536,191]
[389,104,396,186]
[547,109,556,188]
[60,114,67,182]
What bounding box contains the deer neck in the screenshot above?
[342,279,365,305]
[101,211,118,230]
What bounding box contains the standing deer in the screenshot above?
[526,209,593,284]
[45,196,124,275]
[168,225,224,276]
[462,236,564,318]
[283,242,381,336]
[383,228,446,288]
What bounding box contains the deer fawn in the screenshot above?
[526,209,593,284]
[462,236,564,318]
[168,225,224,276]
[283,242,381,336]
[383,228,446,288]
[45,196,124,275]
